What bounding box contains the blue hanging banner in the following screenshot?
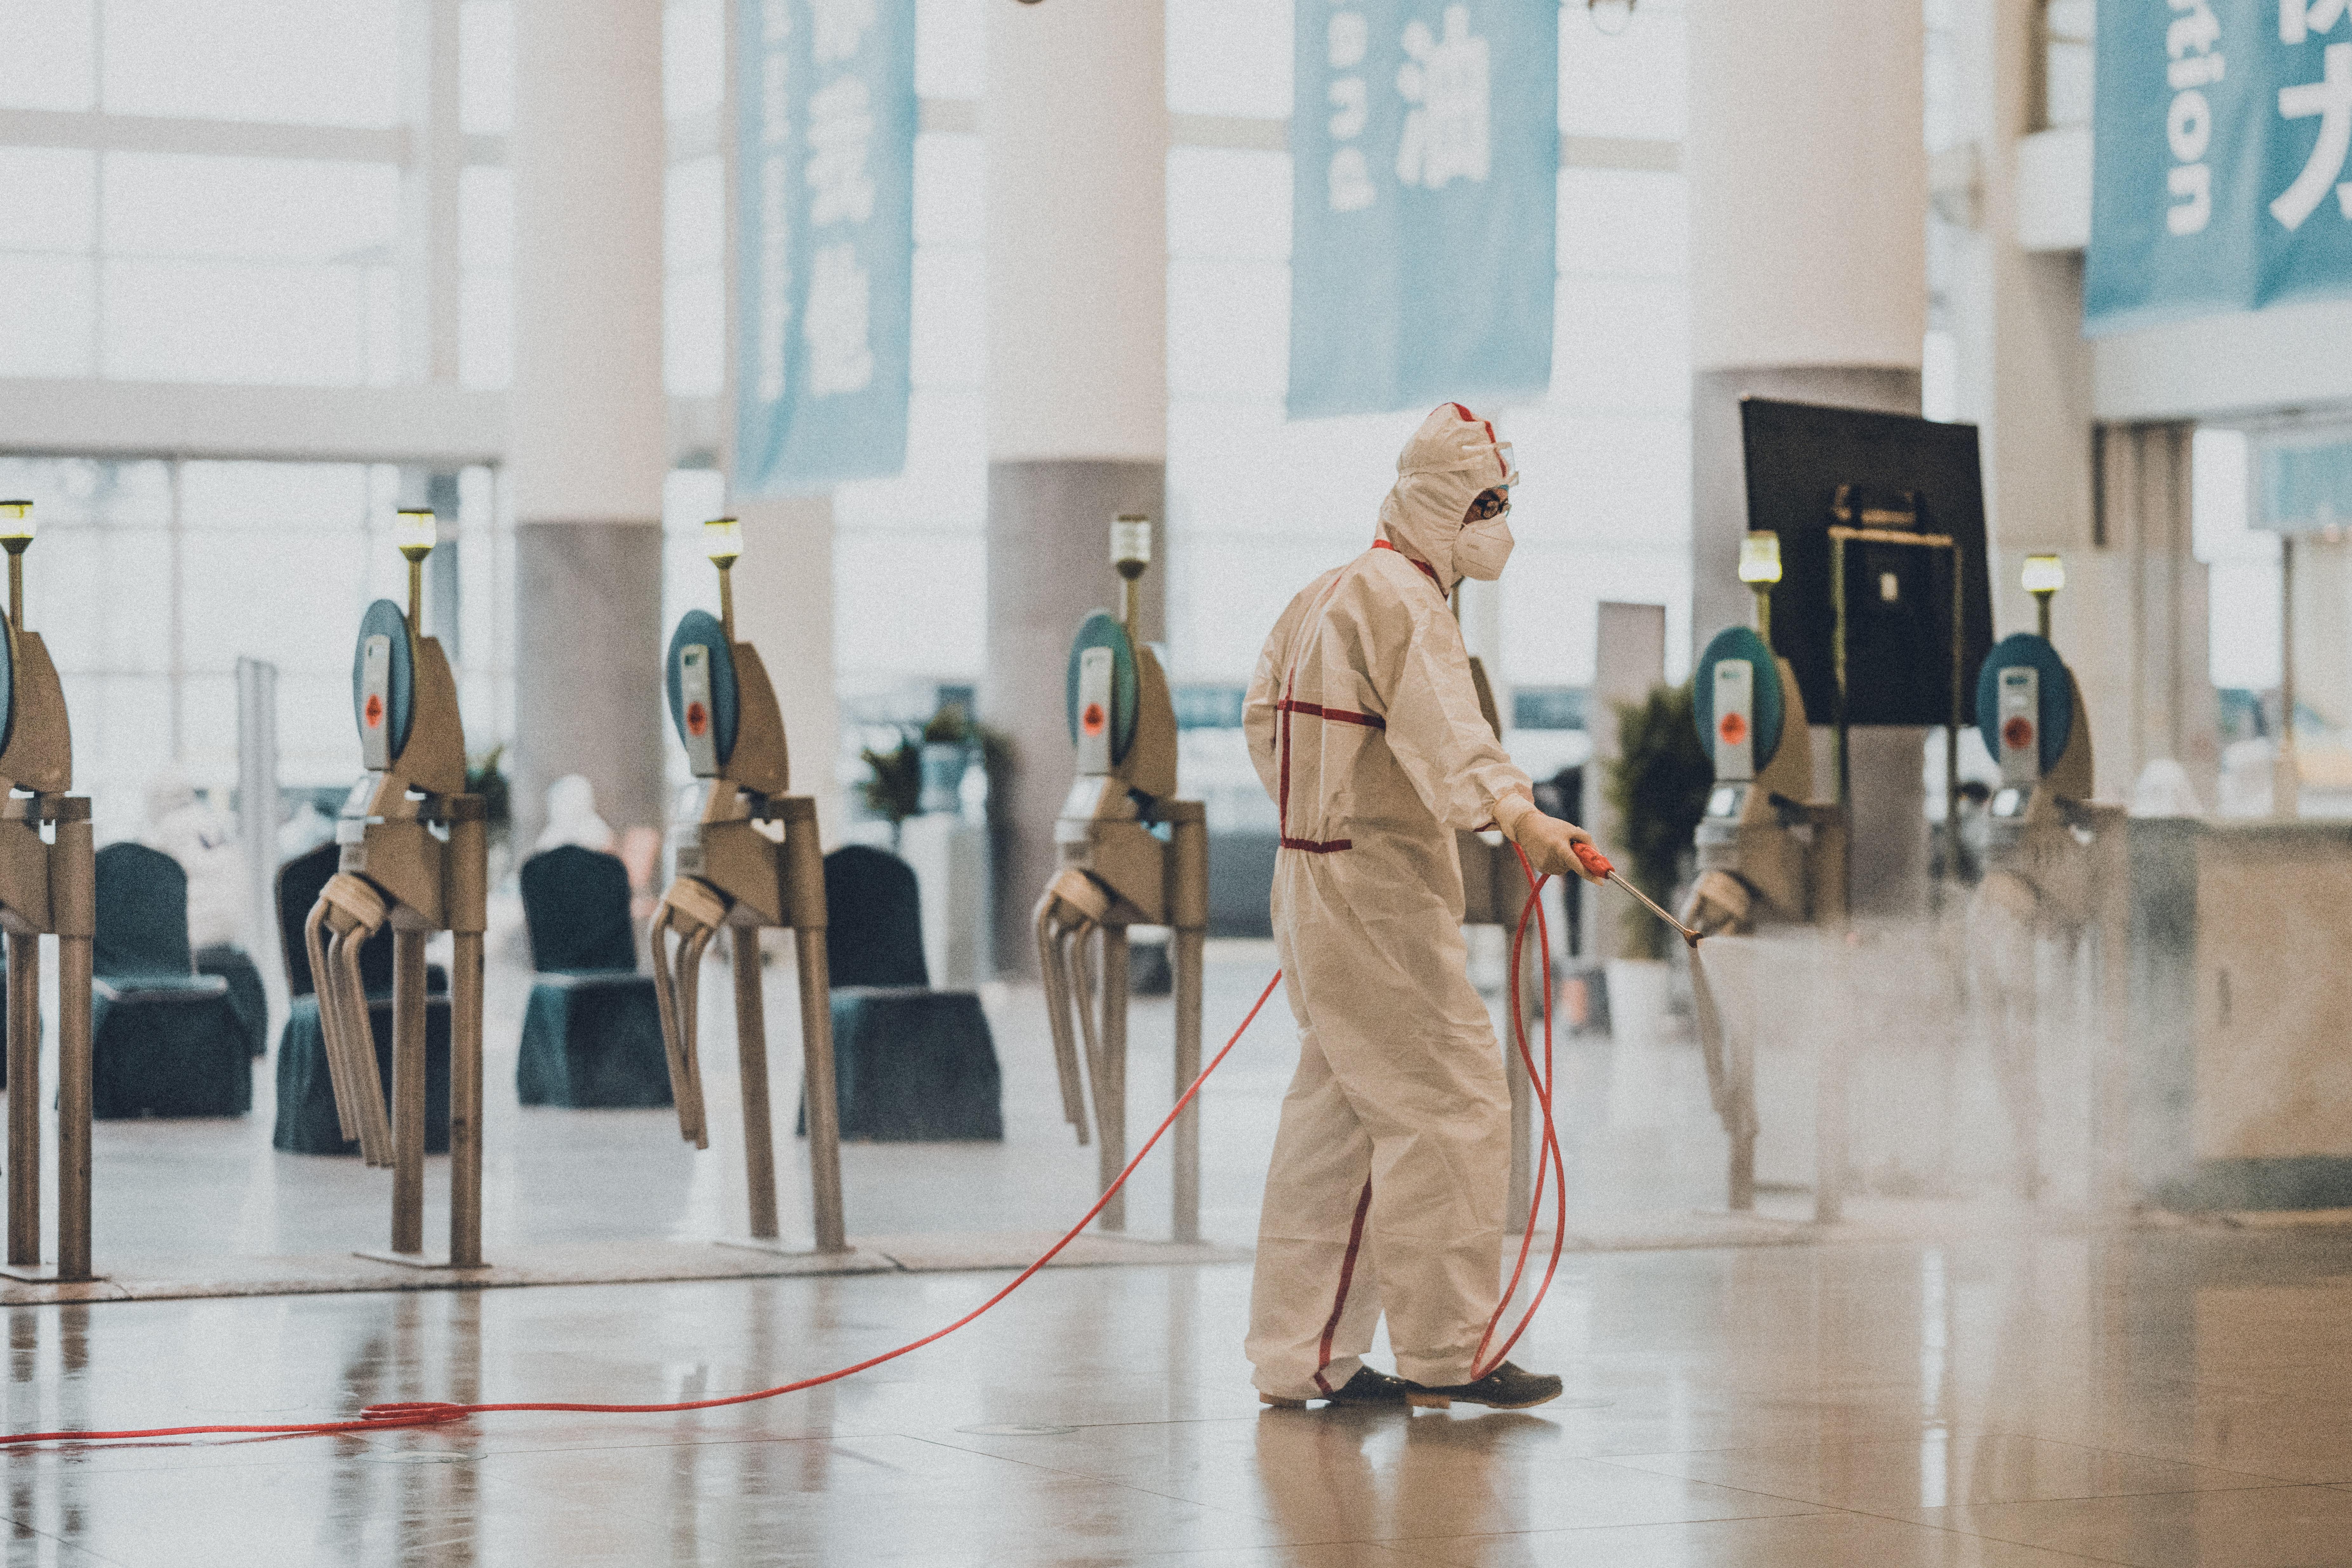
[735,0,916,493]
[2088,0,2352,334]
[1288,0,1557,419]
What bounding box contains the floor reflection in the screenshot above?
[0,1228,2342,1565]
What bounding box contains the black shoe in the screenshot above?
[1403,1362,1564,1410]
[1259,1367,1412,1409]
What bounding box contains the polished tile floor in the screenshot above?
[5,1228,2351,1565]
[29,938,1765,1269]
[6,935,2349,1561]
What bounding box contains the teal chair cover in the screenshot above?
[798,846,1001,1142]
[195,943,268,1057]
[272,994,451,1156]
[90,843,251,1119]
[269,841,450,1155]
[514,845,670,1108]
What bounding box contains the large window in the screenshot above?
[0,455,506,834]
[0,2,487,388]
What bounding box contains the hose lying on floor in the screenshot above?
[1,847,1604,1449]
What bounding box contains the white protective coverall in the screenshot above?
[1242,403,1542,1398]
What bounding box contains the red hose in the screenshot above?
[4,860,1575,1449]
[1470,844,1570,1379]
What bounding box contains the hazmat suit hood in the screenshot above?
[1375,403,1518,593]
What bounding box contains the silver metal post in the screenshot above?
[235,658,280,973]
[793,925,846,1252]
[6,929,39,1267]
[390,928,428,1255]
[448,930,484,1267]
[1169,803,1207,1244]
[1097,926,1130,1233]
[55,975,93,1279]
[1171,927,1204,1243]
[734,928,780,1242]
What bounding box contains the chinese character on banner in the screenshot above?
[2087,0,2352,331]
[1395,5,1491,190]
[735,0,914,493]
[1289,1,1555,420]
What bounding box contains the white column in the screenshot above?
[1688,0,1928,916]
[398,0,462,386]
[982,0,1167,974]
[506,0,670,851]
[732,497,840,839]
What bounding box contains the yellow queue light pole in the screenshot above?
[648,517,848,1254]
[1739,529,1782,649]
[2022,552,2064,642]
[305,510,491,1268]
[0,501,98,1284]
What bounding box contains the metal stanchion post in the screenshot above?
[1168,802,1207,1244]
[6,929,37,1267]
[0,505,99,1283]
[449,930,484,1268]
[53,804,93,1283]
[317,512,489,1271]
[446,798,486,1269]
[794,926,845,1253]
[1098,926,1130,1233]
[733,928,779,1243]
[649,540,852,1261]
[390,927,428,1257]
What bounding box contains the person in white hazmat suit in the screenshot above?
[1243,404,1603,1412]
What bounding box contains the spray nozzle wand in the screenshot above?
[1573,842,1703,948]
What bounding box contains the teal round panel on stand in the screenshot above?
[1975,632,2072,774]
[666,610,740,766]
[1065,611,1139,765]
[0,610,18,759]
[351,599,415,763]
[1692,625,1785,771]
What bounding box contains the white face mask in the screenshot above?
[1454,514,1515,581]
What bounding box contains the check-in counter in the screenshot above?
[2127,819,2352,1211]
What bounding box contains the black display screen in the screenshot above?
[1738,398,1995,729]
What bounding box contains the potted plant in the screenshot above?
[1601,682,1713,1035]
[919,703,975,815]
[466,744,515,882]
[858,731,923,846]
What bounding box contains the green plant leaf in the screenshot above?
[1602,682,1713,960]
